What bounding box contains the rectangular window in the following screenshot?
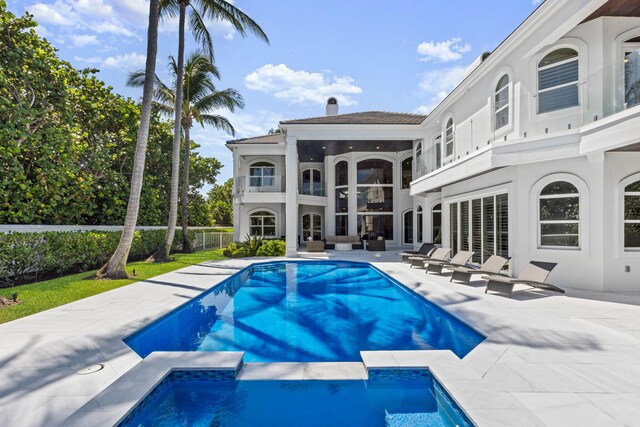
[449,194,508,263]
[624,186,640,249]
[336,215,348,236]
[450,202,458,255]
[335,189,349,213]
[538,60,579,113]
[358,214,393,240]
[625,48,640,108]
[471,199,482,263]
[460,201,470,252]
[356,187,393,212]
[496,194,509,258]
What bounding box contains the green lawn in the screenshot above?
[0,249,227,324]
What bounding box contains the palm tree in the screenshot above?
[128,52,244,252]
[155,0,268,261]
[96,0,160,279]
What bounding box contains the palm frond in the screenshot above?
[199,114,236,135]
[197,0,269,44]
[188,7,215,61]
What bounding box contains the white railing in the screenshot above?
[234,176,285,194]
[192,232,234,250]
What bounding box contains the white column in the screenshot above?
[285,136,299,257]
[232,151,241,241]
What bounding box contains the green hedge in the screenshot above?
[0,229,195,287]
[223,235,286,258]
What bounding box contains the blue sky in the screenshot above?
[11,0,542,183]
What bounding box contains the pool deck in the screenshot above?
[1,252,640,426]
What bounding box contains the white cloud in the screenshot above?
[29,1,77,26]
[415,66,466,114]
[417,37,471,63]
[101,52,146,69]
[70,34,98,47]
[73,55,103,64]
[245,64,362,106]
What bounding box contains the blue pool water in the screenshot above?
[125,261,484,361]
[118,369,474,427]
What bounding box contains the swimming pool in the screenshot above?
[117,369,474,427]
[125,261,484,362]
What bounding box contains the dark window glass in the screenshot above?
[482,196,495,263]
[357,159,393,184]
[450,202,458,255]
[357,215,393,240]
[417,206,423,243]
[472,199,482,263]
[540,223,579,247]
[432,204,441,245]
[336,215,348,236]
[402,157,413,189]
[356,187,393,212]
[335,188,349,213]
[496,194,508,258]
[336,161,348,186]
[461,201,470,251]
[403,211,413,244]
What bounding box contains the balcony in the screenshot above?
[234,176,285,195]
[299,183,326,197]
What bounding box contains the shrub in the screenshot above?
[0,229,193,287]
[256,239,286,256]
[222,236,285,258]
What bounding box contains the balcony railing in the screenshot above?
[299,183,327,197]
[234,176,285,194]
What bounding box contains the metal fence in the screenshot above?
[192,232,235,250]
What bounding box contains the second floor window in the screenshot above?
[538,48,579,114]
[401,157,413,189]
[249,162,275,187]
[445,118,454,157]
[623,38,640,108]
[495,75,510,130]
[301,168,322,196]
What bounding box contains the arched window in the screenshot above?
[401,157,413,189]
[335,161,349,235]
[624,179,640,250]
[432,203,442,244]
[539,181,579,247]
[444,118,454,157]
[249,162,275,188]
[416,206,423,243]
[415,141,423,176]
[301,168,322,196]
[538,48,579,113]
[250,210,276,237]
[494,75,510,130]
[623,37,640,108]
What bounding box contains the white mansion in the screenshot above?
[227,0,640,292]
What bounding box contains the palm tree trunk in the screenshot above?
[96,0,160,279]
[181,126,191,252]
[155,1,186,262]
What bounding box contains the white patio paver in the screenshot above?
[0,254,639,426]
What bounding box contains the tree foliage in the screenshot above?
[0,4,221,226]
[208,178,233,226]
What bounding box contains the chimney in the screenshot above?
[326,97,339,116]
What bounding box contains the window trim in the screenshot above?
[431,202,442,245]
[622,41,640,110]
[355,157,394,240]
[619,173,640,254]
[248,209,277,237]
[416,205,423,244]
[402,209,413,245]
[493,74,511,133]
[301,211,323,242]
[444,117,455,159]
[248,160,277,189]
[615,28,640,111]
[300,167,323,196]
[530,173,589,255]
[534,44,584,116]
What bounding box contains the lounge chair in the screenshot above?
[400,243,436,263]
[446,255,510,285]
[482,261,564,298]
[409,247,450,268]
[425,250,474,275]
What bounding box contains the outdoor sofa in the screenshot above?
[306,240,325,252]
[324,235,364,250]
[367,237,386,251]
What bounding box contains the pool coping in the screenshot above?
[62,350,477,427]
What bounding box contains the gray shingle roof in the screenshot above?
[227,133,285,144]
[280,111,427,125]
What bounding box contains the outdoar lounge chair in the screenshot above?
[400,243,436,263]
[425,250,474,275]
[483,261,564,298]
[446,255,511,285]
[409,247,450,269]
